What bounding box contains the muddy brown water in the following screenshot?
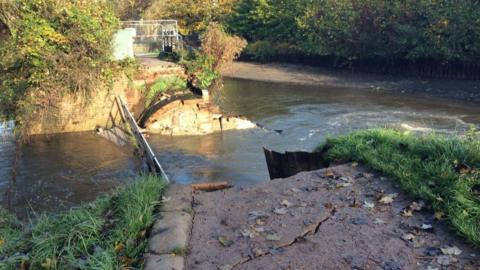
[0,132,137,218]
[0,78,479,216]
[149,78,480,186]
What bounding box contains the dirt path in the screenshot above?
[187,164,479,270]
[222,62,480,104]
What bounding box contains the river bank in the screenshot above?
[222,62,480,104]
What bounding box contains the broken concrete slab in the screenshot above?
[162,184,193,213]
[149,211,192,255]
[143,253,184,270]
[186,164,480,270]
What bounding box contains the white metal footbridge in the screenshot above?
[122,20,183,54]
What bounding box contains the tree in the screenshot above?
[143,0,239,35]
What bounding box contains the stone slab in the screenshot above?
[144,253,184,270]
[149,211,192,255]
[162,184,192,213]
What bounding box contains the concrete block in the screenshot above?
[144,253,184,270]
[149,212,192,255]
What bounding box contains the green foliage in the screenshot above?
[180,24,246,91]
[145,76,187,103]
[143,0,238,35]
[0,175,167,269]
[0,0,121,135]
[185,54,219,90]
[317,129,480,245]
[243,41,303,62]
[0,208,23,257]
[227,0,480,62]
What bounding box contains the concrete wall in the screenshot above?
[145,99,256,136]
[27,77,130,135]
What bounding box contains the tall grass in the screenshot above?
[317,128,480,246]
[0,175,167,269]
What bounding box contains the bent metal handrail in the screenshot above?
[116,96,170,183]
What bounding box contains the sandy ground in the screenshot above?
[222,62,480,104]
[187,164,479,270]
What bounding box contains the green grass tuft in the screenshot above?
[317,128,480,246]
[0,175,167,269]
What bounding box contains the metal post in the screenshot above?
[116,96,170,182]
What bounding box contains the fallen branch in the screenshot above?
[192,182,233,192]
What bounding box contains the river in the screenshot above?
[149,78,480,186]
[1,78,479,216]
[0,132,137,218]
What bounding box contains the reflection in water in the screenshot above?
[150,78,480,186]
[0,132,137,218]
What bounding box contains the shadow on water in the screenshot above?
[149,78,480,186]
[0,132,137,219]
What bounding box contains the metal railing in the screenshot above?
[121,20,183,53]
[116,96,170,182]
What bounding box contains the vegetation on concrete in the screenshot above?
[144,76,188,103]
[316,128,480,246]
[0,175,167,269]
[227,0,480,65]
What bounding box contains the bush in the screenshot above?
[143,0,238,35]
[317,129,480,245]
[243,41,303,62]
[228,0,480,63]
[183,23,246,90]
[0,0,121,136]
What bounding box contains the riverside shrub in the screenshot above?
[227,0,480,64]
[0,0,120,137]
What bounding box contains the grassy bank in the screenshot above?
[0,175,167,269]
[317,129,480,246]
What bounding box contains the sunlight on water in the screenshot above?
[149,78,480,186]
